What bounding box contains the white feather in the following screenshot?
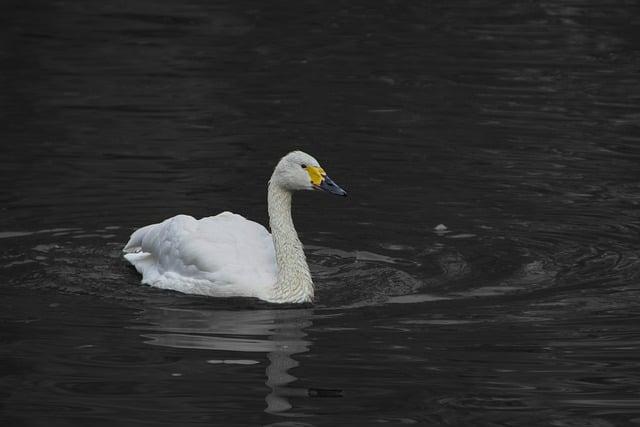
[124,212,278,300]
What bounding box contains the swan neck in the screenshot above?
[267,182,313,303]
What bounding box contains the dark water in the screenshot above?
[2,0,640,425]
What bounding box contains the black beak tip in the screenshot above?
[318,176,347,197]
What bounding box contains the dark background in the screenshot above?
[1,0,640,425]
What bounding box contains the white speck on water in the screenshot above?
[76,344,95,349]
[447,233,476,239]
[171,373,182,377]
[433,224,450,235]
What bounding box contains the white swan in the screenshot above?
[123,151,346,304]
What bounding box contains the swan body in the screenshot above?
[123,212,278,300]
[123,151,346,304]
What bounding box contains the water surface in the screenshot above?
[1,0,640,425]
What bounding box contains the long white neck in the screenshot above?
[267,181,314,303]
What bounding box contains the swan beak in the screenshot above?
[317,175,347,197]
[307,166,347,196]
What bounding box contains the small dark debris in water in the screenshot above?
[308,388,344,398]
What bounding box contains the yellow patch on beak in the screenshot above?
[306,166,326,186]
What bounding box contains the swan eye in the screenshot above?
[301,163,307,169]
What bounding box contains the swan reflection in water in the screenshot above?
[137,306,316,414]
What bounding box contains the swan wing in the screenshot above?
[123,212,277,299]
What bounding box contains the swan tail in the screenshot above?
[123,224,163,283]
[124,251,158,282]
[123,223,157,253]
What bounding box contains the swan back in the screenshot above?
[124,213,277,300]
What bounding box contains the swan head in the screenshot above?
[271,150,347,196]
